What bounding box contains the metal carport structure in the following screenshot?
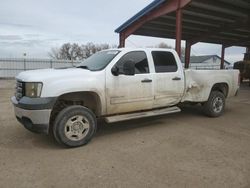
[115,0,250,69]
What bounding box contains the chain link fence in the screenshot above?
[0,58,81,78]
[0,57,232,78]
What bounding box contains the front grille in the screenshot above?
[15,80,24,100]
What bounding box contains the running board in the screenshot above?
[105,106,181,123]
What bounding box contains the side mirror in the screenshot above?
[123,60,135,76]
[111,66,119,76]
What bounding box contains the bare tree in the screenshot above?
[156,42,173,49]
[155,42,185,56]
[59,43,72,60]
[81,43,111,58]
[48,42,114,60]
[48,47,61,59]
[81,43,95,58]
[69,43,83,60]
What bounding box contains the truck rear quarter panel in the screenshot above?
[182,69,239,102]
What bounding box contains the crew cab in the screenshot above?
[11,48,239,147]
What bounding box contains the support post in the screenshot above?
[119,33,125,48]
[175,4,182,57]
[220,45,226,70]
[185,41,191,69]
[244,47,250,61]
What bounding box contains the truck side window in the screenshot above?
[152,51,178,73]
[116,51,149,74]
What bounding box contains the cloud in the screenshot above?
[226,54,244,63]
[0,0,247,59]
[0,22,33,28]
[24,34,41,37]
[0,35,23,40]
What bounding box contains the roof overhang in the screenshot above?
[115,0,250,47]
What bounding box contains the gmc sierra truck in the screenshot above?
[11,48,239,147]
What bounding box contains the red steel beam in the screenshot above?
[119,0,191,43]
[220,45,226,69]
[184,40,191,69]
[119,33,125,48]
[175,0,183,57]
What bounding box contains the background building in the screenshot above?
[181,55,232,70]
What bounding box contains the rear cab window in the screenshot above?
[151,51,178,73]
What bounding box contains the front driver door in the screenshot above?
[106,51,154,115]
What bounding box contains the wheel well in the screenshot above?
[211,83,229,97]
[50,91,102,129]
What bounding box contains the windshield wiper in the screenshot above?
[76,65,89,70]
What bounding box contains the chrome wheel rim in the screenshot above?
[64,115,90,141]
[213,97,223,113]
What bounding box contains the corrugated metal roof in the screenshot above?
[115,0,166,33]
[181,55,231,65]
[115,0,250,47]
[190,55,216,63]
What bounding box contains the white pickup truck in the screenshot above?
[12,48,239,147]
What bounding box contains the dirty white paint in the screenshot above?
[15,48,239,116]
[17,68,107,115]
[182,69,239,102]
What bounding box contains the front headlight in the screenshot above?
[25,82,43,98]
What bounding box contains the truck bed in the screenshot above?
[182,69,239,102]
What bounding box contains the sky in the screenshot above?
[0,0,247,63]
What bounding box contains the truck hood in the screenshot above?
[16,68,94,82]
[16,67,105,98]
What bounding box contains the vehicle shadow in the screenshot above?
[240,81,250,90]
[95,104,204,138]
[3,105,205,150]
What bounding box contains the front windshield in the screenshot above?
[77,50,120,71]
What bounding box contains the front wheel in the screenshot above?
[203,91,225,117]
[53,105,97,147]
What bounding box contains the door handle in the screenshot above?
[172,77,181,81]
[141,79,152,83]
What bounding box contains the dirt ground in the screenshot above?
[0,79,250,188]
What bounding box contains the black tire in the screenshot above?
[203,91,225,117]
[53,105,97,147]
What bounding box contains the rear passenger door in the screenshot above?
[151,51,185,107]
